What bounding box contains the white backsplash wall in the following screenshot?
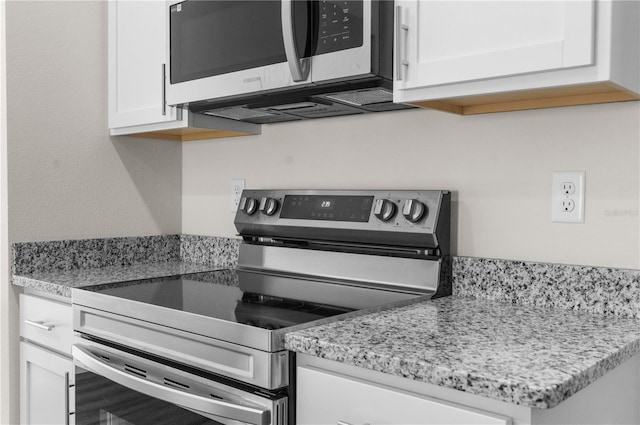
[183,101,640,269]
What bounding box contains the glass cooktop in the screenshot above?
[89,270,417,331]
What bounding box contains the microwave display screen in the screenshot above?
[281,195,373,222]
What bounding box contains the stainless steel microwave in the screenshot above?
[166,0,396,112]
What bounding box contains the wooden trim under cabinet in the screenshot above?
[411,82,640,115]
[129,127,259,142]
[111,111,262,142]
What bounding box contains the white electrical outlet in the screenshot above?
[230,179,245,212]
[552,171,585,223]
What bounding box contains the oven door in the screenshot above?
[72,342,287,425]
[167,0,314,105]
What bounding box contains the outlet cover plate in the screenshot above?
[230,179,245,212]
[552,171,585,223]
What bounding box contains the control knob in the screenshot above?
[373,199,397,222]
[402,199,427,223]
[240,197,258,215]
[259,197,280,216]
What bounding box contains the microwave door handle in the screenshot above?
[72,346,270,425]
[282,0,310,82]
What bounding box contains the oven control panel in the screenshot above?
[234,189,451,250]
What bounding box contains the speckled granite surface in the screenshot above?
[453,256,640,318]
[12,235,240,297]
[14,236,640,409]
[12,261,226,298]
[180,234,239,268]
[12,235,181,275]
[284,296,640,409]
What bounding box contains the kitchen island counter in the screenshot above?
[285,295,640,410]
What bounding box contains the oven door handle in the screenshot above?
[72,345,271,425]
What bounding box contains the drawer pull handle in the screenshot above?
[25,319,55,331]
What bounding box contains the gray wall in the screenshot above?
[2,2,182,422]
[183,102,640,269]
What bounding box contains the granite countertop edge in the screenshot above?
[285,334,640,410]
[14,263,640,411]
[283,297,640,410]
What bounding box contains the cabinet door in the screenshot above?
[396,0,595,89]
[108,0,183,129]
[20,342,75,425]
[297,365,509,425]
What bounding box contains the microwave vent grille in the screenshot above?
[326,89,394,107]
[205,107,276,121]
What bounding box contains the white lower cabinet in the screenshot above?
[19,293,75,425]
[297,366,508,425]
[296,356,509,425]
[296,353,640,425]
[20,342,75,425]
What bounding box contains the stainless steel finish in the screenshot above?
[24,320,54,331]
[310,1,372,83]
[281,0,310,82]
[260,197,280,216]
[72,303,289,389]
[373,198,397,222]
[161,63,166,116]
[395,6,409,81]
[235,190,448,249]
[167,0,386,118]
[238,244,441,293]
[73,343,279,425]
[72,186,449,424]
[241,197,259,215]
[166,0,304,106]
[402,199,426,223]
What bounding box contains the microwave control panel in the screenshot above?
[316,0,364,54]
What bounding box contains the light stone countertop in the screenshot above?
[284,295,640,409]
[12,237,640,411]
[12,261,225,297]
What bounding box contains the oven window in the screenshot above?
[75,370,222,425]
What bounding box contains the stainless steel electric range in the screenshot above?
[71,189,451,425]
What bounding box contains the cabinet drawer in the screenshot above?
[297,365,510,425]
[20,294,73,355]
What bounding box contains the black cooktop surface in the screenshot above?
[88,269,416,331]
[94,270,353,330]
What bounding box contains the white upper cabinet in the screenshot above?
[108,0,175,129]
[394,0,640,115]
[108,1,260,141]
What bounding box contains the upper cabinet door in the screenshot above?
[108,0,182,129]
[396,0,596,89]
